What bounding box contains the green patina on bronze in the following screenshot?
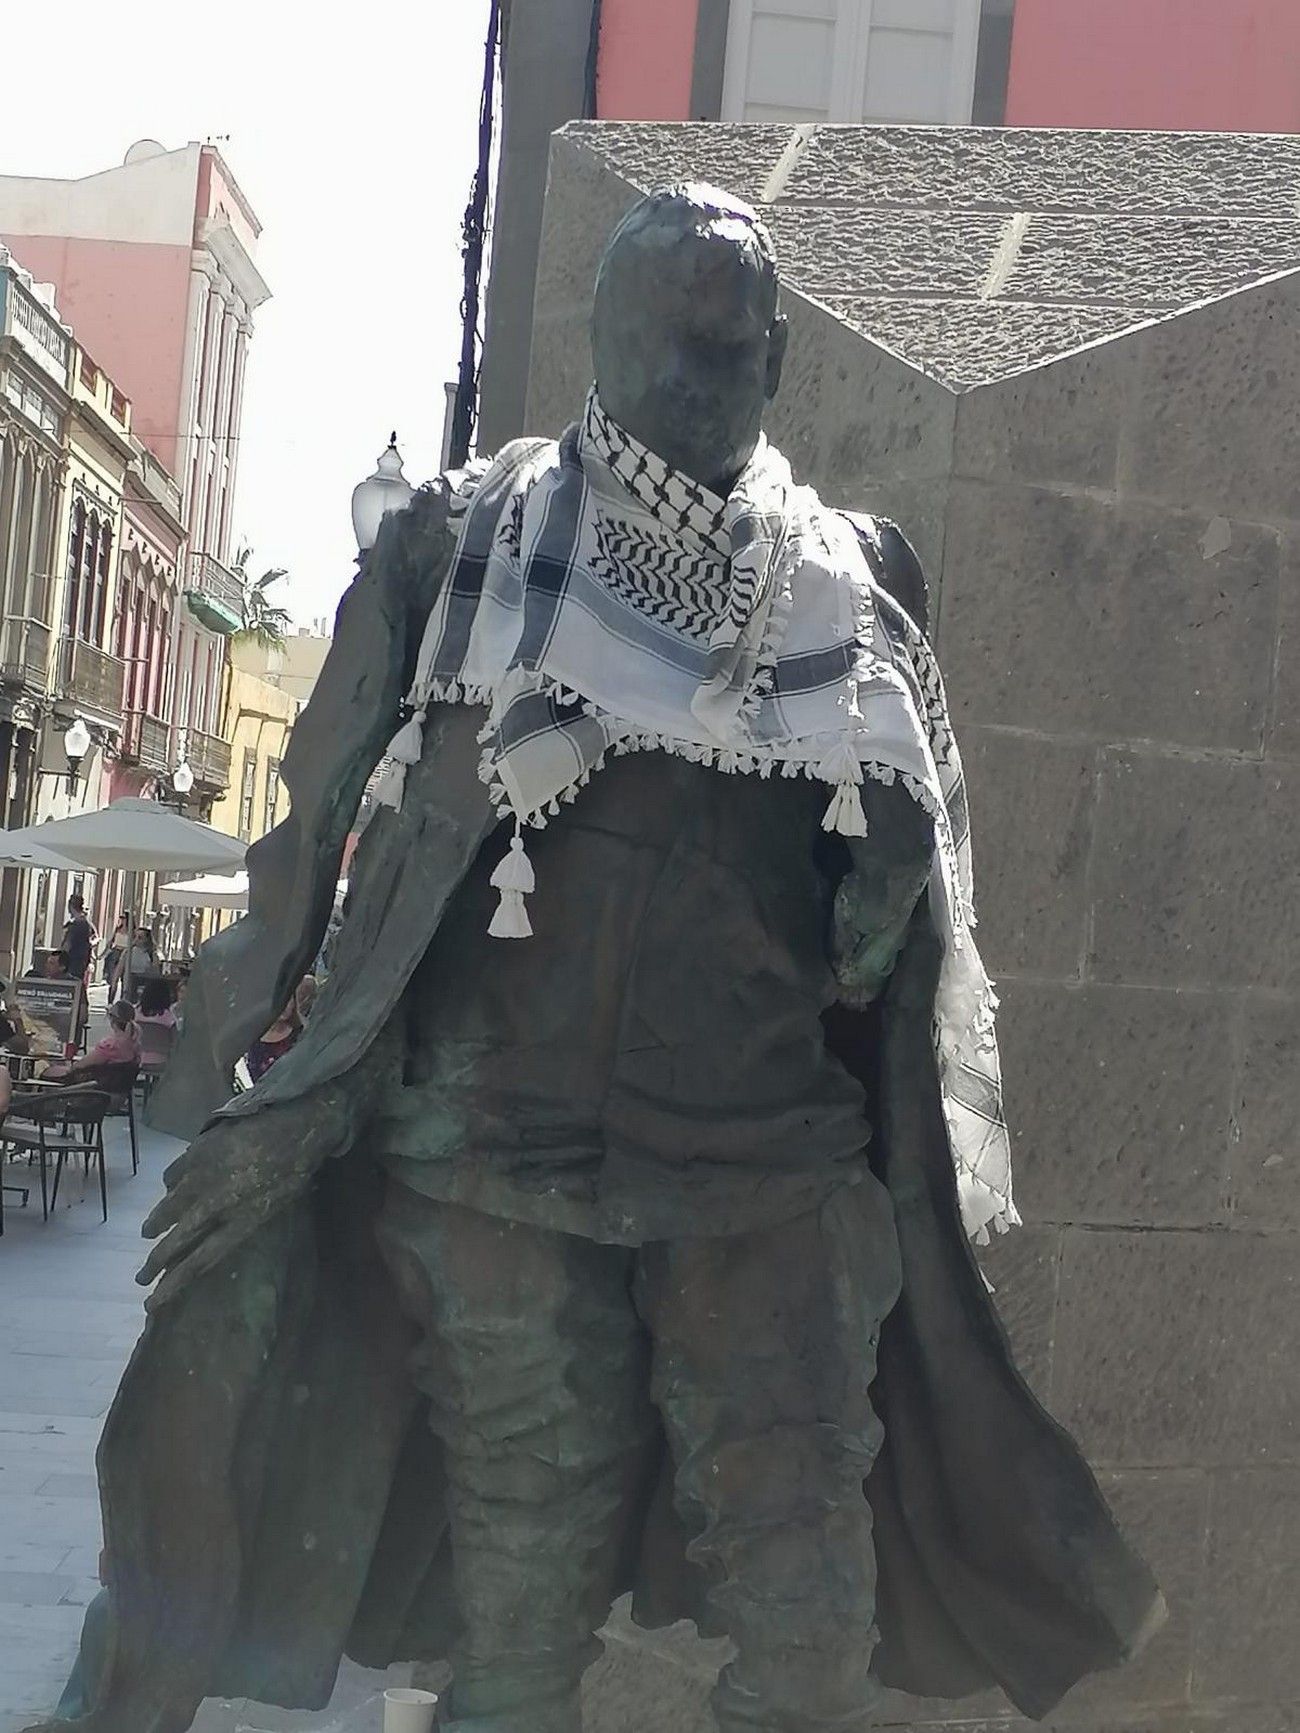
[38,187,1162,1733]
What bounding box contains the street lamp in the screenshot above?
[63,717,91,795]
[351,433,414,553]
[172,758,195,802]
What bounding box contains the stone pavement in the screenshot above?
[0,1111,410,1733]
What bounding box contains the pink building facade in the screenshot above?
[1005,0,1300,132]
[595,0,700,120]
[0,141,270,813]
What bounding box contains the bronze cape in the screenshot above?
[40,493,1161,1732]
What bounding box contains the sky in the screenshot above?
[3,0,493,627]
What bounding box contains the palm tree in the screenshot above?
[231,545,292,648]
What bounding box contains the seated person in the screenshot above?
[172,970,189,1032]
[136,978,178,1029]
[244,998,302,1085]
[26,949,72,980]
[45,1000,140,1081]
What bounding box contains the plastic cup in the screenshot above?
[383,1686,440,1733]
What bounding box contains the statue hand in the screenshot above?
[137,1105,326,1309]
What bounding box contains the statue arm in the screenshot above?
[828,512,936,1003]
[831,781,934,1007]
[149,484,455,1138]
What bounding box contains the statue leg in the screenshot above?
[636,1180,902,1733]
[374,1185,653,1733]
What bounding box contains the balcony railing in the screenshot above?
[187,727,232,792]
[122,710,172,774]
[0,616,50,695]
[185,552,244,634]
[58,637,126,725]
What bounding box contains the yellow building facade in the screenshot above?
[209,638,299,851]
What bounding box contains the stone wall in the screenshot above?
[524,125,1300,1733]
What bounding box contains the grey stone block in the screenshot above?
[559,121,793,206]
[547,124,1300,394]
[939,482,1278,751]
[828,295,1133,391]
[765,205,1008,301]
[1194,1469,1300,1702]
[525,311,594,439]
[800,307,958,496]
[524,138,635,436]
[1052,1229,1300,1468]
[952,338,1132,492]
[759,294,841,482]
[959,728,1097,979]
[533,137,641,323]
[975,1223,1060,1408]
[1088,752,1300,991]
[1124,275,1300,523]
[996,982,1232,1229]
[1266,529,1300,761]
[1054,1470,1205,1718]
[782,125,1300,220]
[1231,994,1300,1232]
[1009,216,1300,312]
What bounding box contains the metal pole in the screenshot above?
[449,0,502,468]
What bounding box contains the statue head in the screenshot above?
[592,183,788,496]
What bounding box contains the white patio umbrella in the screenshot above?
[159,870,250,912]
[0,836,88,872]
[0,800,246,994]
[0,799,246,875]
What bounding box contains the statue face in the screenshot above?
[593,205,788,496]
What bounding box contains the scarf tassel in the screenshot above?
[822,780,869,837]
[388,707,427,767]
[488,831,536,939]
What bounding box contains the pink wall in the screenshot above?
[197,148,261,250]
[3,233,192,476]
[1006,0,1300,132]
[597,0,699,120]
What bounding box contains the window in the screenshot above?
[721,0,981,126]
[93,521,112,644]
[238,749,257,841]
[64,500,86,636]
[263,758,281,837]
[153,606,171,715]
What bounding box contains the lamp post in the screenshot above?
[171,757,195,812]
[63,718,91,795]
[351,433,415,555]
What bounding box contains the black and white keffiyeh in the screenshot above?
[385,392,1017,1241]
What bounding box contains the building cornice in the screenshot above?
[70,395,136,468]
[197,218,271,313]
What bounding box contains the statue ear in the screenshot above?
[766,315,789,400]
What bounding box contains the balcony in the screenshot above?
[184,552,244,635]
[121,710,172,775]
[57,637,126,727]
[0,616,50,697]
[186,727,232,793]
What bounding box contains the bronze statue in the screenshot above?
[41,186,1163,1733]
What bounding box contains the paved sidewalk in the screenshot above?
[0,1114,405,1733]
